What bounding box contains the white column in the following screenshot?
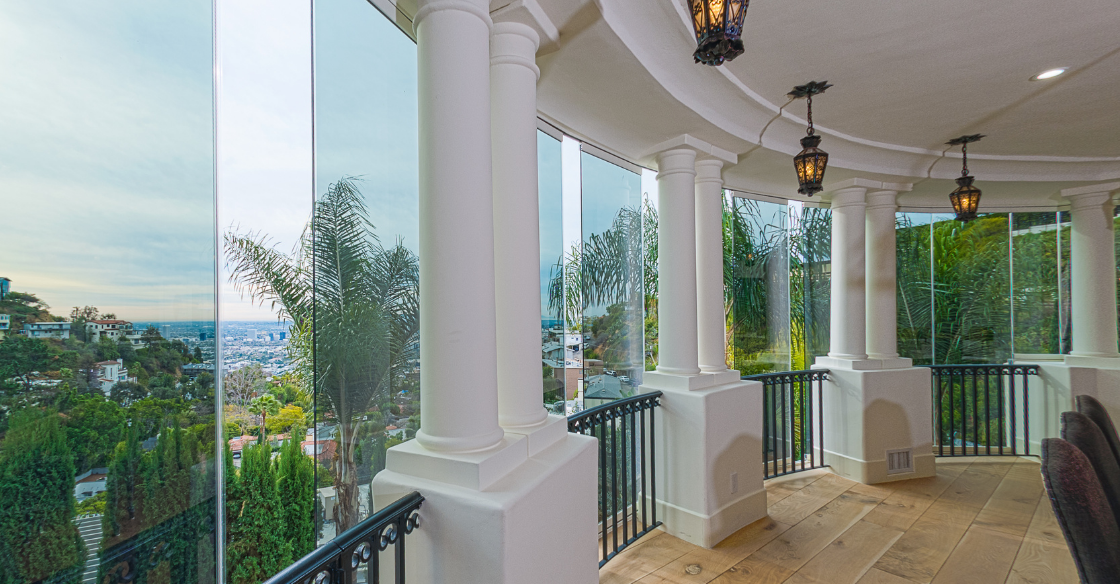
[414,0,505,453]
[695,160,728,372]
[491,22,549,430]
[827,187,869,361]
[1065,185,1120,360]
[865,190,900,360]
[656,149,701,375]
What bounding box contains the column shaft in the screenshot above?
[828,188,868,360]
[491,23,548,429]
[1068,191,1120,357]
[656,149,701,375]
[415,0,505,453]
[865,191,899,359]
[695,160,727,372]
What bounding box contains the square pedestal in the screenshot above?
[372,432,598,584]
[818,366,935,484]
[639,372,768,548]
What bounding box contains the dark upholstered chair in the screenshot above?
[1041,438,1120,584]
[1077,395,1120,466]
[1062,411,1120,528]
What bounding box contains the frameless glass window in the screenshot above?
[1010,212,1062,357]
[578,152,644,408]
[896,213,933,365]
[538,132,567,414]
[789,204,831,369]
[728,197,791,374]
[0,2,217,583]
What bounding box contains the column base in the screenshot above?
[373,432,598,584]
[502,413,568,457]
[639,375,767,548]
[1063,353,1120,369]
[815,356,913,370]
[819,367,935,485]
[385,433,527,491]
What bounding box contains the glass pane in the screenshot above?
[1059,210,1072,354]
[896,213,933,365]
[790,204,831,369]
[0,1,217,583]
[538,132,567,414]
[728,198,791,374]
[932,213,1011,364]
[1010,212,1061,356]
[313,0,419,545]
[579,152,644,408]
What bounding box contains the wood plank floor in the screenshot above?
[600,458,1077,584]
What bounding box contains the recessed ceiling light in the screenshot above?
[1031,68,1067,81]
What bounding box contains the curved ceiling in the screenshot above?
[523,0,1120,207]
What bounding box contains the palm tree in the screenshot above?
[225,177,420,533]
[249,394,281,440]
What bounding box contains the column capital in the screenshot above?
[490,22,540,79]
[490,0,560,54]
[829,187,867,209]
[656,148,698,179]
[865,190,900,211]
[416,0,493,31]
[1062,182,1120,211]
[694,158,724,185]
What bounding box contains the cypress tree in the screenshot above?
[0,412,84,584]
[103,424,142,537]
[227,443,291,584]
[277,432,315,559]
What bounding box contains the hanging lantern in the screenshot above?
[946,134,985,222]
[789,81,832,196]
[687,0,750,66]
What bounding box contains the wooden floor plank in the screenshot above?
[708,556,793,584]
[871,498,979,583]
[767,473,856,526]
[971,461,1044,538]
[754,490,885,572]
[600,530,699,584]
[864,466,967,531]
[857,568,918,584]
[783,520,904,584]
[929,526,1021,584]
[638,517,790,584]
[1022,493,1065,547]
[1005,537,1079,584]
[935,459,1015,511]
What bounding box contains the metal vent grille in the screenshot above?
[886,449,914,475]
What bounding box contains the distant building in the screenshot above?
[0,277,9,300]
[74,468,109,502]
[200,331,210,341]
[0,314,9,339]
[86,319,133,342]
[301,438,337,463]
[22,321,71,340]
[279,331,287,341]
[93,358,132,395]
[161,324,172,339]
[181,363,215,379]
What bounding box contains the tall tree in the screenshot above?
[227,443,291,584]
[225,177,420,532]
[277,433,315,559]
[103,424,142,537]
[0,412,84,584]
[0,336,54,391]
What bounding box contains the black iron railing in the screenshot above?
[263,492,423,584]
[926,364,1040,456]
[745,370,828,479]
[568,391,662,568]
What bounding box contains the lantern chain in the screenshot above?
[806,95,814,136]
[961,143,968,177]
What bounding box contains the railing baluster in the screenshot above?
[611,411,619,556]
[1023,367,1031,456]
[1009,370,1018,456]
[598,418,607,562]
[807,375,815,469]
[920,364,1038,460]
[639,405,647,533]
[984,371,991,454]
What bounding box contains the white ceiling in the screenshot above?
[521,0,1120,207]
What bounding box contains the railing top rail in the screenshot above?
[742,369,829,383]
[923,364,1041,374]
[263,491,424,584]
[567,390,662,427]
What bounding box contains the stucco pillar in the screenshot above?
[865,189,910,368]
[696,159,728,373]
[656,148,702,375]
[1063,183,1120,363]
[411,0,505,454]
[827,187,869,362]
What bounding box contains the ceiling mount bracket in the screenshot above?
[946,134,986,146]
[787,80,833,99]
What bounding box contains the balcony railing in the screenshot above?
[744,370,828,480]
[568,391,662,568]
[926,364,1040,456]
[263,492,423,584]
